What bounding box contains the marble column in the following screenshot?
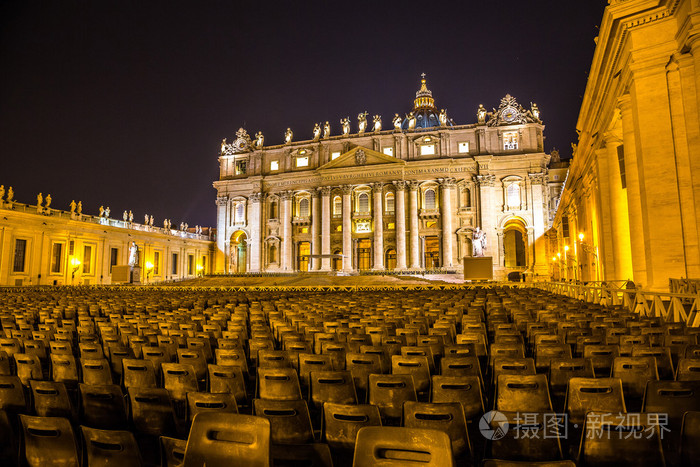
[393,181,407,269]
[341,185,353,272]
[528,173,548,276]
[475,172,496,262]
[319,187,331,271]
[248,192,263,272]
[372,183,384,270]
[214,196,228,274]
[311,190,321,271]
[440,178,455,268]
[408,181,421,268]
[280,191,293,271]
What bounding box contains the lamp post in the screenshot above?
[145,261,154,282]
[69,257,81,281]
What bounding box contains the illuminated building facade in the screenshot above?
[214,77,566,279]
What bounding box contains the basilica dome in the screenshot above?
[402,75,454,130]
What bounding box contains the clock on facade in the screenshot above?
[501,107,518,123]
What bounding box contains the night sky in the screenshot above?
[1,1,608,229]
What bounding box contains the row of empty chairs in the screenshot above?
[0,285,698,465]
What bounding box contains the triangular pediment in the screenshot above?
[318,146,405,171]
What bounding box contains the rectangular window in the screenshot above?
[153,251,160,275]
[188,255,194,275]
[617,145,626,189]
[172,253,179,275]
[110,248,119,273]
[296,156,309,167]
[503,132,518,150]
[270,160,279,171]
[383,147,393,157]
[458,142,470,153]
[420,144,436,156]
[387,222,395,230]
[13,239,27,273]
[83,245,92,274]
[235,160,247,175]
[331,152,341,160]
[51,243,63,273]
[201,256,207,274]
[68,240,74,257]
[301,227,309,234]
[426,221,437,229]
[562,217,570,238]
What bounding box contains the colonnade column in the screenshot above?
[280,191,292,271]
[440,178,455,268]
[372,183,384,270]
[341,185,353,272]
[393,181,407,269]
[408,181,421,269]
[248,192,262,272]
[311,191,321,271]
[319,187,331,271]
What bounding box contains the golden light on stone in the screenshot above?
[564,245,569,252]
[70,257,81,268]
[145,261,154,271]
[578,232,584,241]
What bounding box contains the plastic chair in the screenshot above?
[679,411,700,466]
[79,383,128,430]
[583,344,619,377]
[403,401,470,458]
[496,374,552,413]
[122,358,158,390]
[186,391,237,423]
[321,402,382,451]
[577,412,665,466]
[270,442,333,467]
[182,412,270,467]
[80,425,143,467]
[14,353,43,386]
[368,373,417,421]
[482,460,576,466]
[257,367,302,401]
[535,344,572,373]
[50,354,79,387]
[309,370,357,410]
[29,380,73,420]
[391,355,431,394]
[298,353,334,388]
[162,363,198,403]
[19,414,80,467]
[208,364,247,406]
[0,375,27,412]
[676,358,700,381]
[81,358,113,386]
[257,350,293,369]
[485,411,565,462]
[345,352,382,399]
[254,398,314,445]
[128,387,178,437]
[566,377,627,425]
[160,436,186,467]
[548,358,594,402]
[612,356,659,401]
[492,358,536,386]
[430,375,484,421]
[176,348,207,381]
[352,426,453,467]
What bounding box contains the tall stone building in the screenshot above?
[549,0,700,291]
[214,77,565,279]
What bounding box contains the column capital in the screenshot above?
[617,94,632,115]
[249,192,264,203]
[318,186,332,196]
[310,189,320,199]
[215,196,229,207]
[602,130,623,146]
[340,185,353,195]
[528,172,547,185]
[279,190,293,200]
[438,177,456,188]
[408,180,421,191]
[372,182,384,193]
[474,174,496,186]
[392,180,407,191]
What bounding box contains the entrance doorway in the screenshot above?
[230,231,247,273]
[385,249,397,270]
[424,236,440,269]
[357,239,372,271]
[297,242,310,271]
[503,219,527,268]
[332,250,342,271]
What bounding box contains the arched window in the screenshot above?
[235,203,245,223]
[424,189,436,210]
[269,200,278,219]
[269,244,278,263]
[299,198,310,217]
[333,196,342,216]
[385,192,395,213]
[358,193,369,212]
[462,188,471,208]
[507,184,520,209]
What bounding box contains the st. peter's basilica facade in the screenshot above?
[213,77,567,279]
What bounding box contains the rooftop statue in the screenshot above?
[221,138,227,154]
[45,194,51,209]
[123,210,128,221]
[439,109,448,127]
[406,112,416,130]
[254,131,264,149]
[322,121,331,139]
[312,123,321,141]
[6,187,13,203]
[99,206,104,217]
[340,117,350,136]
[531,102,540,120]
[392,113,402,130]
[285,128,293,144]
[477,104,487,124]
[77,201,82,215]
[128,210,133,222]
[373,115,382,133]
[0,185,4,201]
[36,193,43,212]
[71,200,77,214]
[105,207,110,218]
[357,112,368,135]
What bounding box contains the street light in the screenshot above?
[145,261,154,279]
[69,256,81,279]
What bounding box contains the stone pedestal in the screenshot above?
[463,256,493,280]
